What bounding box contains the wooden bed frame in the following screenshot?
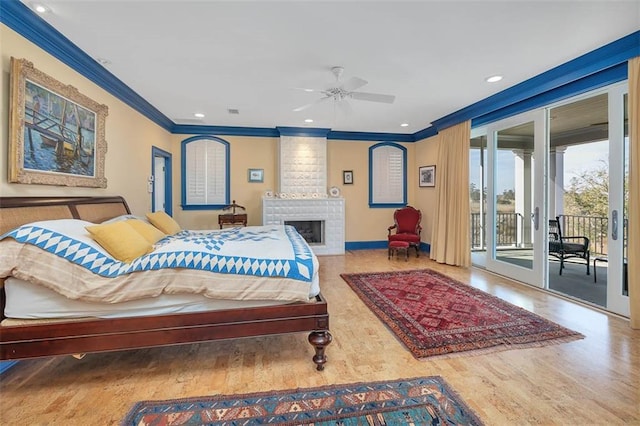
[0,196,332,370]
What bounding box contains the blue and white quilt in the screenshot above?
[2,220,315,283]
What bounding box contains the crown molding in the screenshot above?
[434,30,639,131]
[0,0,174,131]
[3,0,637,140]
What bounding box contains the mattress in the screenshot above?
[0,221,320,304]
[3,277,319,320]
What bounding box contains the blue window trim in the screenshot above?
[368,142,407,208]
[151,146,173,215]
[180,136,230,210]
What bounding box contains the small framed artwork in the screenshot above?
[419,165,436,187]
[343,170,353,185]
[248,168,264,183]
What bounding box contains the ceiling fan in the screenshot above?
[293,66,395,112]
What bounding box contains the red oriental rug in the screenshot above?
[341,269,584,359]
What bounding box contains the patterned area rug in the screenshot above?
[341,269,584,359]
[122,376,482,425]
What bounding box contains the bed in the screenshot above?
[0,196,332,370]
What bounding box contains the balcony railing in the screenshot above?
[471,213,626,257]
[471,212,523,249]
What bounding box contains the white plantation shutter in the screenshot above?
[371,144,406,205]
[184,138,228,206]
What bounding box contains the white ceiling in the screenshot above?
[24,1,640,134]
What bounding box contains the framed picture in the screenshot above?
[343,170,353,185]
[419,165,436,187]
[248,168,264,183]
[8,58,108,188]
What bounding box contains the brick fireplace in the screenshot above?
[262,130,345,255]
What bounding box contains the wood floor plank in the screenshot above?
[0,250,638,425]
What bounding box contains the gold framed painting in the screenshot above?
[8,57,108,188]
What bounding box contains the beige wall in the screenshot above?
[328,139,417,243]
[170,134,278,230]
[413,135,440,245]
[0,25,173,216]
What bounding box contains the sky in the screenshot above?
[469,139,620,195]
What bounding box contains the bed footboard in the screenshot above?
[0,291,331,370]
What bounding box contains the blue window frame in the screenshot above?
[369,142,407,208]
[181,135,230,210]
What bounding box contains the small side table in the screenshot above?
[218,213,247,229]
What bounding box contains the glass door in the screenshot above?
[546,86,628,316]
[486,110,546,287]
[606,86,629,316]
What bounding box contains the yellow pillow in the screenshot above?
[146,211,182,235]
[125,219,166,244]
[86,221,153,263]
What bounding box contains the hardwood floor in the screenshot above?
[1,250,638,425]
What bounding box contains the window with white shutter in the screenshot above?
[181,136,230,210]
[369,142,407,207]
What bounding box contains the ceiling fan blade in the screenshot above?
[350,92,395,104]
[341,76,368,92]
[293,95,332,112]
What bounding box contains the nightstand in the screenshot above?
[218,213,247,229]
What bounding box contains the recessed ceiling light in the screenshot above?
[485,75,503,83]
[194,113,205,118]
[400,123,409,127]
[305,119,313,123]
[31,3,50,13]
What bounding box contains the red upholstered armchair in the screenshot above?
[388,206,422,257]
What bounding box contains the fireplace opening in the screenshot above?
[285,220,324,245]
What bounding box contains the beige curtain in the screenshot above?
[629,57,639,329]
[430,120,471,267]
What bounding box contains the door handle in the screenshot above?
[612,210,618,240]
[532,207,539,231]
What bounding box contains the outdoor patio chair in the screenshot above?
[549,217,590,275]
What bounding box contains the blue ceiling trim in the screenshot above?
[327,131,414,142]
[431,30,639,132]
[472,63,628,128]
[3,0,637,140]
[276,126,332,137]
[412,126,438,141]
[0,0,174,131]
[172,124,280,137]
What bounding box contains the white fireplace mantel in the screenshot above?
[262,197,345,255]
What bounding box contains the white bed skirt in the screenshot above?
[3,277,320,320]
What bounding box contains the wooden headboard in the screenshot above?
[0,196,131,235]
